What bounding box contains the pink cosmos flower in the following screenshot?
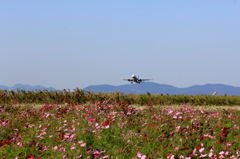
[199,147,204,153]
[89,118,96,122]
[92,151,100,158]
[168,110,173,114]
[175,112,182,116]
[166,154,174,159]
[80,143,86,147]
[199,153,207,158]
[137,152,146,159]
[102,155,109,158]
[59,147,66,152]
[17,142,23,147]
[120,149,124,152]
[208,152,213,158]
[53,146,58,151]
[78,141,84,144]
[219,151,224,155]
[192,148,198,156]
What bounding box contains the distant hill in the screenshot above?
[84,82,240,96]
[1,83,240,96]
[0,84,56,91]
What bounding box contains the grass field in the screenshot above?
[10,103,240,110]
[0,101,240,159]
[2,89,240,106]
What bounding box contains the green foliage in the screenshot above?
[1,89,240,106]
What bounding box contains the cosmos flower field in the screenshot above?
[1,100,240,159]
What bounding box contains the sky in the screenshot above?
[1,0,240,90]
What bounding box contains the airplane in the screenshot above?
[123,74,152,84]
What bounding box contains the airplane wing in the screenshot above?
[123,79,133,81]
[139,79,152,81]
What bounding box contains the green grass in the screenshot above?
[2,89,240,106]
[131,104,240,110]
[12,103,240,110]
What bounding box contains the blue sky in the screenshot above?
[1,1,240,90]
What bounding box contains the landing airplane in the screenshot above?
[123,74,152,84]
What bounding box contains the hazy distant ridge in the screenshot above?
[1,83,240,96]
[84,82,240,95]
[0,84,56,91]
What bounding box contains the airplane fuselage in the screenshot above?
[131,75,141,84]
[123,74,152,84]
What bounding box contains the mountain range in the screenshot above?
[1,83,240,96]
[84,82,240,96]
[0,84,56,91]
